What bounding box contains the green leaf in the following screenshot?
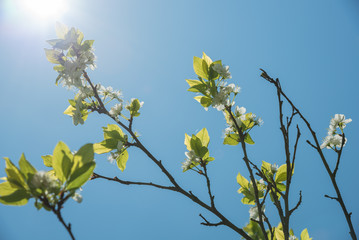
[275,164,294,183]
[190,136,203,157]
[103,124,125,141]
[66,162,96,191]
[4,157,26,189]
[243,220,266,240]
[94,139,118,154]
[276,182,286,192]
[236,172,249,189]
[204,156,215,162]
[193,96,212,107]
[196,128,210,147]
[193,56,209,80]
[223,134,239,145]
[77,30,84,44]
[0,189,29,206]
[52,141,73,183]
[186,79,203,88]
[116,150,129,172]
[44,49,63,64]
[55,22,68,39]
[208,60,221,80]
[198,146,209,159]
[41,155,53,167]
[184,133,192,151]
[273,223,284,240]
[18,153,36,181]
[53,65,65,72]
[73,144,94,168]
[261,161,272,173]
[239,188,256,205]
[34,200,43,210]
[0,181,17,196]
[186,78,209,95]
[244,133,255,145]
[300,229,312,240]
[81,40,95,52]
[47,39,64,47]
[202,52,213,66]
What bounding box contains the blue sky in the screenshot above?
[0,0,358,239]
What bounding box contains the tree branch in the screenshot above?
[199,214,224,227]
[226,106,269,240]
[91,172,177,191]
[260,69,357,240]
[83,72,253,240]
[333,133,345,177]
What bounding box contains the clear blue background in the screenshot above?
[0,0,358,239]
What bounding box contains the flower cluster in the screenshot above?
[186,53,240,112]
[46,23,145,126]
[212,82,240,111]
[31,171,61,194]
[212,64,232,79]
[320,114,352,149]
[224,106,263,136]
[181,150,201,171]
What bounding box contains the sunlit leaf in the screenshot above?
[0,189,29,206]
[116,150,129,172]
[196,128,210,147]
[41,155,53,167]
[4,157,26,189]
[300,228,312,240]
[18,153,36,181]
[52,141,73,183]
[55,22,68,39]
[66,162,95,190]
[193,56,209,80]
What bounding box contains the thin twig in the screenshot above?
[289,191,302,216]
[199,214,224,227]
[91,172,177,191]
[83,72,253,239]
[333,133,345,177]
[260,69,357,240]
[226,106,269,240]
[202,163,215,208]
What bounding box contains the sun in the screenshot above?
[19,0,68,20]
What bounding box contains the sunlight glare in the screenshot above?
[20,0,68,20]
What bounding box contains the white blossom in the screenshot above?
[185,150,201,163]
[226,83,240,94]
[212,90,229,111]
[108,152,119,164]
[271,164,279,173]
[321,114,351,150]
[255,118,264,126]
[289,236,297,240]
[31,171,59,191]
[330,114,352,130]
[212,64,232,79]
[109,103,123,117]
[249,205,265,221]
[320,134,347,149]
[235,106,246,116]
[72,192,83,203]
[98,85,123,101]
[181,150,201,171]
[181,159,192,171]
[78,85,94,99]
